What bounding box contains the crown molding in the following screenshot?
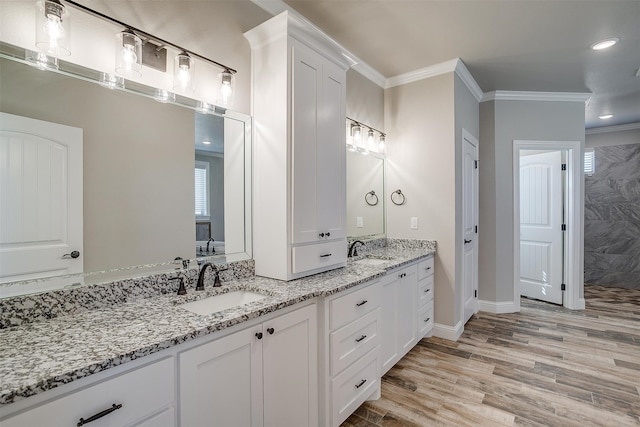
[454,60,483,102]
[384,59,459,89]
[586,122,640,135]
[481,90,591,103]
[250,0,386,86]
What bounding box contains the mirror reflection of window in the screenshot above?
[195,161,210,218]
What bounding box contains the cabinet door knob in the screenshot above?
[319,233,325,238]
[355,335,367,343]
[424,317,431,323]
[356,300,368,307]
[355,379,367,389]
[326,232,330,237]
[424,288,431,293]
[63,250,81,259]
[425,266,432,271]
[255,332,263,339]
[267,327,275,335]
[77,403,122,426]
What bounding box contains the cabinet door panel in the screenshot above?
[263,304,317,427]
[380,275,399,374]
[291,43,322,244]
[398,267,418,356]
[317,60,346,239]
[180,328,263,427]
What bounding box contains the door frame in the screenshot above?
[461,129,479,323]
[513,140,585,310]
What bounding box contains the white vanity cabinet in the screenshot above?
[417,256,435,338]
[245,12,349,281]
[179,303,318,427]
[380,263,419,375]
[0,357,175,427]
[319,279,382,427]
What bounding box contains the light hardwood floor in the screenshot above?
[342,285,640,427]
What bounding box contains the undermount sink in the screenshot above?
[353,257,390,266]
[180,291,267,316]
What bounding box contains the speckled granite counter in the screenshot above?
[0,244,435,405]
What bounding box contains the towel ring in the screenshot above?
[391,189,406,206]
[365,190,379,206]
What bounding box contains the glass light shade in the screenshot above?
[99,72,125,90]
[351,123,362,142]
[379,134,386,152]
[35,0,70,56]
[173,52,195,93]
[115,30,142,77]
[216,70,235,106]
[367,129,376,150]
[26,49,58,71]
[154,89,175,103]
[196,101,214,114]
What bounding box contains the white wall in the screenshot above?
[478,99,586,304]
[346,69,384,130]
[586,126,640,148]
[385,73,458,327]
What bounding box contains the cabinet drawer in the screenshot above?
[2,358,175,427]
[330,308,380,375]
[292,240,347,274]
[329,281,380,330]
[331,347,379,427]
[418,256,434,280]
[418,275,434,307]
[418,304,434,338]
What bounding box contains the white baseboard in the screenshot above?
[432,320,464,341]
[565,298,586,310]
[478,300,520,314]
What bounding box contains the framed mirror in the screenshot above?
[0,42,251,296]
[346,150,385,238]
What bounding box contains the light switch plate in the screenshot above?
[356,217,364,228]
[410,217,418,229]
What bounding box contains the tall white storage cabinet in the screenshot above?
[245,12,349,281]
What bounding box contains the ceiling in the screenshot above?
[280,0,640,129]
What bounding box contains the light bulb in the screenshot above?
[217,70,235,106]
[367,129,375,150]
[220,82,232,102]
[115,30,142,77]
[121,45,137,71]
[351,124,362,142]
[174,52,195,93]
[43,15,64,52]
[379,135,386,151]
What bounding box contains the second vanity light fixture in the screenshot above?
[347,117,386,155]
[34,0,237,106]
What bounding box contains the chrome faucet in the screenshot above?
[348,240,365,257]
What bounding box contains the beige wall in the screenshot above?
[586,126,640,148]
[0,58,194,273]
[385,73,458,327]
[478,99,585,303]
[346,152,385,236]
[346,70,385,130]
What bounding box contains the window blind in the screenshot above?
[584,149,595,176]
[195,162,209,217]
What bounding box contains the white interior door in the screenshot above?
[519,150,563,304]
[462,132,478,324]
[0,112,83,283]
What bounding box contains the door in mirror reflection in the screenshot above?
[0,113,83,283]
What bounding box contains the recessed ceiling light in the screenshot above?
[598,114,613,120]
[202,140,211,145]
[590,38,620,50]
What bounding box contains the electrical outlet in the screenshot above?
[410,217,418,229]
[356,217,364,228]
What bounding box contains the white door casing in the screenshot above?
[519,150,563,305]
[462,130,478,324]
[0,112,83,283]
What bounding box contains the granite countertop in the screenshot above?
[0,247,434,405]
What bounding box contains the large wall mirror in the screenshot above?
[346,150,385,238]
[0,43,251,296]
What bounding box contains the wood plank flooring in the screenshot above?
[342,285,640,427]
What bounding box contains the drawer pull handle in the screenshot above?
[77,403,122,426]
[255,332,263,339]
[399,273,406,278]
[424,317,431,323]
[320,253,332,258]
[355,334,367,343]
[425,266,432,271]
[356,300,368,307]
[267,327,275,335]
[355,379,367,389]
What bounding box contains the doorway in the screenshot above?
[513,140,584,310]
[462,130,478,324]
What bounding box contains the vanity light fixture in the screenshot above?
[346,117,386,155]
[115,29,142,77]
[35,0,71,57]
[598,114,613,120]
[590,38,620,51]
[217,69,235,106]
[174,51,195,93]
